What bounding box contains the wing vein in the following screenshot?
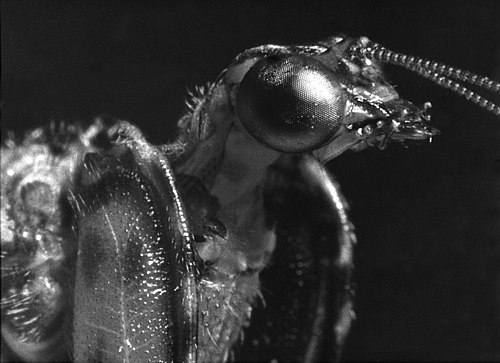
[103,207,131,363]
[81,320,121,338]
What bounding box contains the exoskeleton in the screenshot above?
[1,35,499,362]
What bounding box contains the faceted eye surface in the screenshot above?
[237,54,346,153]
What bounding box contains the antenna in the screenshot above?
[351,39,500,116]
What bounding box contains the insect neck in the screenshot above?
[175,80,281,207]
[210,121,281,207]
[174,80,281,274]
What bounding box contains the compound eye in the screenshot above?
[236,54,346,153]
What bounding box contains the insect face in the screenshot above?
[227,36,441,164]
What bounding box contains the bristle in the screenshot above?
[185,83,212,112]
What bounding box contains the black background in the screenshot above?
[2,0,500,360]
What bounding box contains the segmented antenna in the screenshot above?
[355,40,500,116]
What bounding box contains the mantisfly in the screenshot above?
[1,35,499,362]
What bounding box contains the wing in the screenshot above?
[69,122,198,362]
[234,154,356,362]
[0,123,105,362]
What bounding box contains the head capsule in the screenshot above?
[220,34,498,163]
[225,36,438,161]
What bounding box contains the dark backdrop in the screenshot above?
[2,1,500,360]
